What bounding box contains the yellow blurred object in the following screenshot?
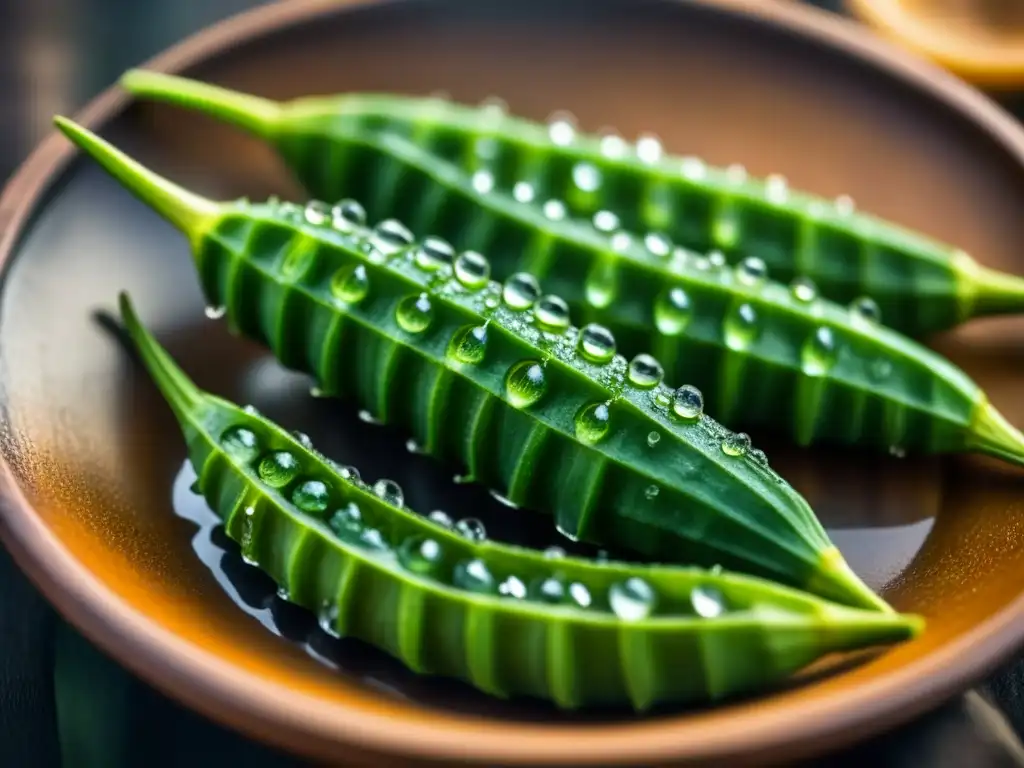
[847,0,1024,88]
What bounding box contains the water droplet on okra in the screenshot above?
[644,484,660,499]
[790,276,818,303]
[502,272,541,310]
[291,430,313,449]
[543,546,566,559]
[453,559,497,593]
[505,360,547,408]
[721,432,752,457]
[303,200,331,226]
[644,232,671,258]
[332,199,367,231]
[205,305,226,320]
[513,181,535,203]
[330,264,369,304]
[569,582,592,608]
[499,575,527,599]
[543,199,567,221]
[339,465,361,483]
[370,219,414,257]
[292,479,330,514]
[414,236,455,271]
[672,385,704,420]
[471,169,495,194]
[593,210,620,233]
[802,326,837,376]
[427,510,453,529]
[258,451,299,488]
[654,287,692,335]
[578,323,616,363]
[448,325,488,364]
[609,577,656,620]
[724,303,759,350]
[850,296,882,323]
[599,131,628,158]
[531,576,566,603]
[834,194,856,216]
[575,402,610,444]
[455,517,487,542]
[395,293,434,333]
[398,537,445,576]
[736,256,768,286]
[691,585,727,617]
[547,113,576,146]
[627,354,664,388]
[572,162,601,192]
[373,478,404,507]
[221,426,260,462]
[647,431,661,447]
[453,251,490,289]
[636,134,664,164]
[765,174,789,203]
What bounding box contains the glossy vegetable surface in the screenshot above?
[117,291,922,710]
[66,85,1024,467]
[120,69,1024,338]
[55,115,890,613]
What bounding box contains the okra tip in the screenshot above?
[968,399,1024,468]
[957,252,1024,321]
[119,69,281,140]
[52,115,219,243]
[808,546,896,614]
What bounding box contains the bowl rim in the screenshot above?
[3,0,1024,764]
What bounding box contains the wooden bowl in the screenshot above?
[3,0,1024,764]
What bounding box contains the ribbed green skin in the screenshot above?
[118,293,921,710]
[115,73,1024,461]
[285,94,1017,337]
[52,114,894,613]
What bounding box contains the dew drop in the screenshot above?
[749,448,770,468]
[575,402,611,444]
[328,502,363,539]
[647,431,661,447]
[569,583,592,608]
[405,438,423,454]
[513,181,536,203]
[610,231,632,252]
[765,174,789,203]
[455,517,487,542]
[448,324,488,365]
[547,113,576,146]
[502,272,541,310]
[318,603,341,638]
[427,510,454,529]
[725,163,748,184]
[543,199,567,221]
[636,134,663,164]
[454,250,491,289]
[721,432,752,457]
[578,323,616,363]
[258,451,299,488]
[398,537,445,576]
[802,326,837,376]
[654,390,671,409]
[680,156,707,180]
[505,360,547,408]
[654,287,693,336]
[395,292,434,333]
[292,480,330,514]
[499,575,527,599]
[221,426,260,462]
[471,169,495,195]
[644,485,660,500]
[834,194,856,216]
[276,585,291,601]
[534,295,570,332]
[870,358,893,382]
[303,199,331,226]
[358,409,381,425]
[339,465,361,483]
[691,585,726,618]
[644,232,672,258]
[414,236,455,271]
[331,199,367,231]
[593,210,620,233]
[736,256,768,286]
[850,296,882,324]
[330,263,370,304]
[724,303,759,351]
[370,219,414,257]
[672,384,704,420]
[243,404,260,416]
[627,354,664,388]
[205,305,226,320]
[373,478,404,507]
[531,577,566,603]
[572,162,602,192]
[291,430,314,449]
[609,577,656,621]
[453,559,497,593]
[544,546,566,559]
[790,276,818,303]
[358,528,390,552]
[599,131,628,159]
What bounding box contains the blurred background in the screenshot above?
[3,0,1024,766]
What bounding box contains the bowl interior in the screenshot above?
[5,0,1024,762]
